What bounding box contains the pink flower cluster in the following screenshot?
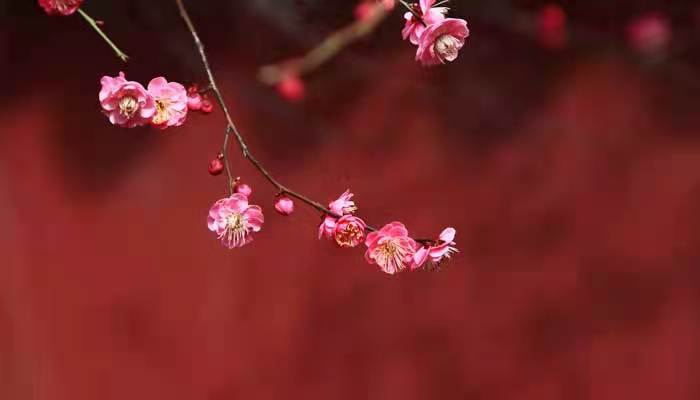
[99,72,208,129]
[354,0,395,22]
[366,223,457,274]
[206,185,458,275]
[402,0,469,66]
[39,0,84,16]
[316,190,458,274]
[318,190,367,249]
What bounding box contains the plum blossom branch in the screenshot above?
[174,0,435,244]
[258,1,391,87]
[398,0,428,26]
[76,9,129,62]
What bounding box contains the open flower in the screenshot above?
[365,222,417,275]
[320,190,358,241]
[147,77,188,129]
[413,227,458,270]
[402,0,449,45]
[38,0,84,16]
[99,72,156,128]
[207,194,264,249]
[416,18,469,66]
[329,190,357,215]
[333,215,366,248]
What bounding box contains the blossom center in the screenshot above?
[375,239,408,272]
[118,96,139,118]
[434,34,461,62]
[220,212,249,246]
[335,223,363,247]
[153,99,171,125]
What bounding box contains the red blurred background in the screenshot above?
[2,1,700,399]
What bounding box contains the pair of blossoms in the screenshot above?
[208,188,458,274]
[99,72,211,129]
[402,0,470,66]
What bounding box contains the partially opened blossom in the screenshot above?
[365,222,417,275]
[329,190,357,215]
[413,227,458,270]
[187,85,203,111]
[99,72,156,128]
[147,77,188,129]
[320,190,359,241]
[318,215,337,240]
[200,97,214,113]
[38,0,84,16]
[416,18,469,66]
[333,215,366,248]
[274,196,295,216]
[207,194,264,249]
[402,0,449,45]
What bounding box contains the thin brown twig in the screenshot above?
[175,0,431,244]
[259,2,390,85]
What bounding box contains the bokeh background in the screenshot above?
[2,0,700,399]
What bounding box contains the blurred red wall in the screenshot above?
[1,2,700,399]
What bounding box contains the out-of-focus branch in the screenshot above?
[258,2,391,86]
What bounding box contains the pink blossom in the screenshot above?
[319,190,358,241]
[207,194,264,249]
[354,1,377,22]
[99,72,156,128]
[364,222,417,275]
[402,0,448,45]
[274,196,295,216]
[147,77,188,129]
[333,215,366,248]
[328,189,357,216]
[413,227,458,270]
[318,215,337,240]
[355,0,395,21]
[200,98,214,113]
[234,183,252,197]
[416,18,469,66]
[627,13,671,56]
[208,158,224,176]
[187,85,203,111]
[38,0,84,16]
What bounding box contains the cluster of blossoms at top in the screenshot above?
[402,0,470,66]
[38,0,83,16]
[208,187,458,275]
[99,72,211,129]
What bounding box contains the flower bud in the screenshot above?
[208,158,224,175]
[234,183,252,197]
[274,196,295,216]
